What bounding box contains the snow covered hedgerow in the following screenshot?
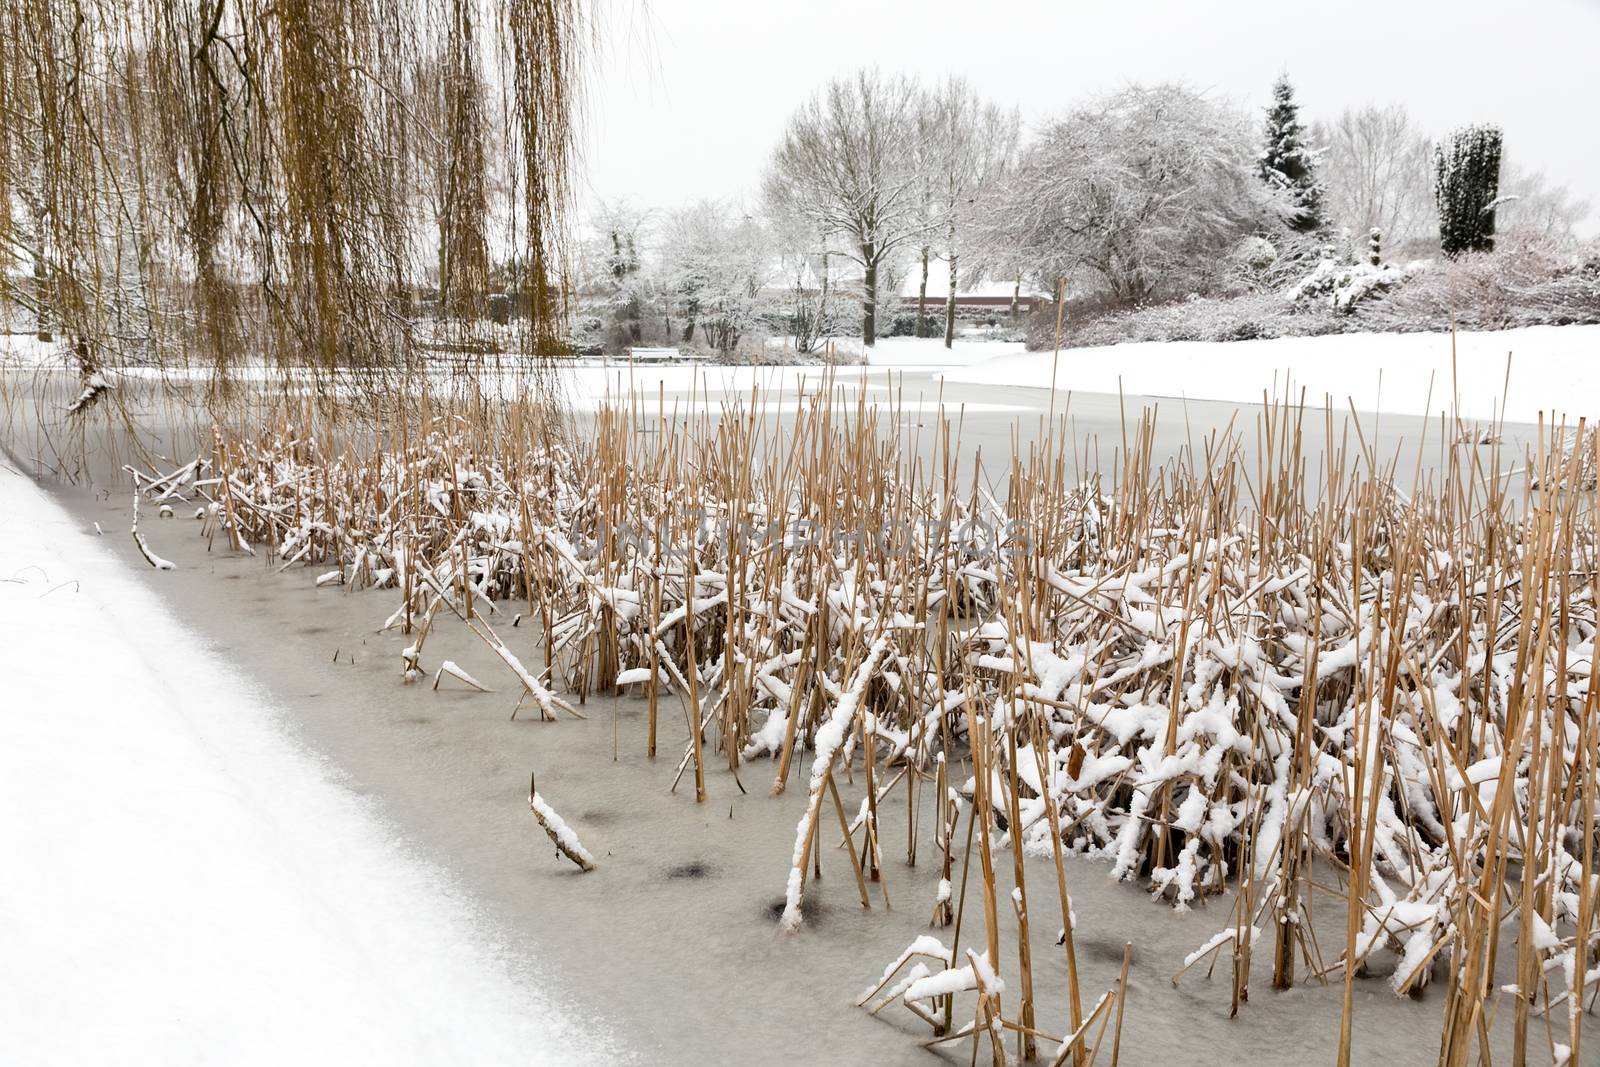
[1025,237,1598,347]
[1359,234,1600,331]
[885,311,940,337]
[1044,290,1343,347]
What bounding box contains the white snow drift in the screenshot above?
[942,323,1599,425]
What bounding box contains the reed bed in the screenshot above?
[103,376,1600,1065]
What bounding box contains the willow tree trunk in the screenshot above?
[1010,274,1021,321]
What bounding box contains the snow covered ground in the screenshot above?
[941,324,1600,424]
[7,324,1596,423]
[551,325,1597,420]
[809,333,1028,367]
[0,462,621,1066]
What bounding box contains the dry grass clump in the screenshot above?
[119,376,1598,1065]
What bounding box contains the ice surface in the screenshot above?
[0,465,620,1066]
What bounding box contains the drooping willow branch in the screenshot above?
[0,0,587,399]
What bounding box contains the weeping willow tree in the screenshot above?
[0,0,585,390]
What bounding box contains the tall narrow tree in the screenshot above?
[923,79,1018,348]
[1434,124,1503,257]
[1258,74,1325,234]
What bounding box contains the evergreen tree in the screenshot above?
[1258,74,1325,234]
[1434,125,1503,257]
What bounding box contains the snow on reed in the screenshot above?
[126,377,1599,1064]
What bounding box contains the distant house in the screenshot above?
[899,257,1042,317]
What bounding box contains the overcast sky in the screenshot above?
[576,0,1600,232]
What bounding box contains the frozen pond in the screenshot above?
[2,339,1581,1063]
[44,482,1592,1066]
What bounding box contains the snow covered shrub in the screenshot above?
[765,278,860,355]
[1284,258,1412,313]
[1222,236,1279,291]
[1220,230,1327,295]
[696,326,796,366]
[982,324,1027,343]
[887,311,942,337]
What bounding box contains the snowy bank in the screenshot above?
[941,324,1599,424]
[0,463,620,1066]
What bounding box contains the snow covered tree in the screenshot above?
[998,84,1272,304]
[1434,125,1503,257]
[1257,74,1325,234]
[658,202,771,356]
[908,98,941,338]
[1313,104,1436,253]
[763,71,927,351]
[580,203,656,351]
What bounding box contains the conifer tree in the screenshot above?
[1434,125,1503,257]
[1258,74,1325,234]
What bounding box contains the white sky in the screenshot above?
[577,0,1600,232]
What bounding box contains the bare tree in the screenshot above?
[922,78,1018,347]
[763,70,926,351]
[909,98,942,338]
[766,200,854,356]
[1498,161,1592,244]
[1313,104,1436,252]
